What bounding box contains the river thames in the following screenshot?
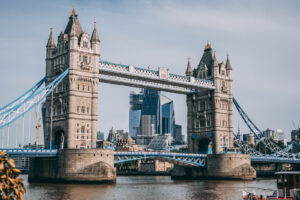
[22,175,277,200]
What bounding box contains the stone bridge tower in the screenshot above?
[176,43,256,180]
[30,9,116,183]
[44,8,100,149]
[186,42,233,154]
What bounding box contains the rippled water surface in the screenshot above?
[22,175,277,200]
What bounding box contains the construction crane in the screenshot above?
[35,107,41,148]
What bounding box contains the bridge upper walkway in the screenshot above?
[99,61,215,94]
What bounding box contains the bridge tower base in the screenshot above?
[28,149,116,183]
[171,154,256,180]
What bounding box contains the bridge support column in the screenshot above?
[206,154,256,179]
[171,154,256,180]
[28,149,116,183]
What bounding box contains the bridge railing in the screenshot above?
[114,151,207,157]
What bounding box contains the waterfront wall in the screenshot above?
[252,163,292,177]
[29,149,116,183]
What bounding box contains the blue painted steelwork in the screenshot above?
[0,69,69,129]
[2,148,300,165]
[0,77,45,116]
[233,97,294,157]
[251,155,300,164]
[114,151,207,167]
[0,149,57,157]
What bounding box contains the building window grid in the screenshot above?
[83,56,88,63]
[83,41,88,48]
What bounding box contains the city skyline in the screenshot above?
[0,0,299,142]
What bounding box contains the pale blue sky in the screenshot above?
[0,0,299,143]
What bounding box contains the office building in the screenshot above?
[175,124,184,144]
[129,89,177,145]
[129,91,143,138]
[97,131,104,141]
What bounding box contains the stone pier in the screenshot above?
[171,154,256,180]
[28,149,116,183]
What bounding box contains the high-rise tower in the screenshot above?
[44,8,100,149]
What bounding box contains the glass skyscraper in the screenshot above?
[161,95,175,137]
[141,89,161,136]
[129,89,176,139]
[129,91,143,138]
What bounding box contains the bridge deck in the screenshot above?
[2,149,300,165]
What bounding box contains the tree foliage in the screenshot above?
[0,152,26,200]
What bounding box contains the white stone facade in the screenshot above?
[187,43,233,154]
[44,9,100,149]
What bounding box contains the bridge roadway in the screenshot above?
[2,149,300,165]
[99,61,215,94]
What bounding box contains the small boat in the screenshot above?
[243,171,300,200]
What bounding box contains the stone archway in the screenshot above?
[53,129,66,149]
[198,139,212,154]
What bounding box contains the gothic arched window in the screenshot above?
[200,116,206,127]
[194,119,200,128]
[200,102,205,111]
[83,41,88,48]
[57,103,61,115]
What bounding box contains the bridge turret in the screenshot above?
[91,20,100,54]
[225,53,232,80]
[185,56,193,76]
[46,28,56,77]
[212,51,219,78]
[46,28,56,49]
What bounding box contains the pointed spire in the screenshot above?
[64,7,83,37]
[47,27,56,48]
[91,19,100,42]
[205,40,212,51]
[226,53,232,70]
[70,6,77,17]
[186,56,193,76]
[213,51,218,67]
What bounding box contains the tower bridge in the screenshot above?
[0,8,297,182]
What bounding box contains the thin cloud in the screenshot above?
[148,3,295,36]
